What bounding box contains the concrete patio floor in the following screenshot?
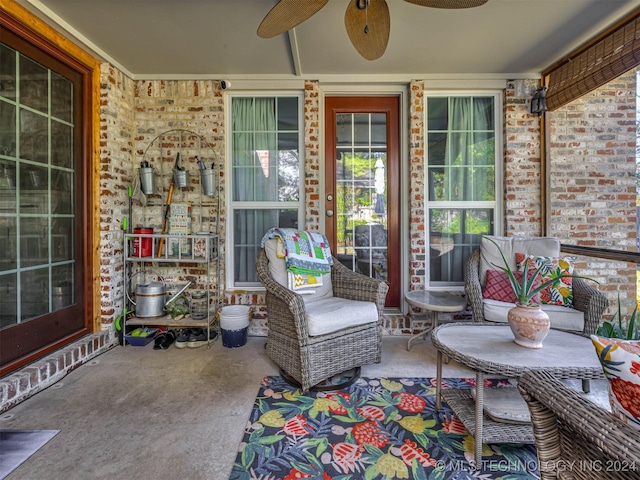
[0,335,609,480]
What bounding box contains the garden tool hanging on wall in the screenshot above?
[156,152,180,256]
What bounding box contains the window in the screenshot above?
[228,95,303,287]
[425,94,501,287]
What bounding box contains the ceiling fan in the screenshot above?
[257,0,489,61]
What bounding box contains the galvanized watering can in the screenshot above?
[129,278,192,318]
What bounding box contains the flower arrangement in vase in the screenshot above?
[484,236,597,348]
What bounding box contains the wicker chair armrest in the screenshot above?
[256,249,308,338]
[572,277,609,337]
[464,249,485,322]
[518,370,640,473]
[331,259,388,315]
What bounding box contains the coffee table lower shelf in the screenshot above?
[441,389,535,445]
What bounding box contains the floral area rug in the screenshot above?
[230,376,539,480]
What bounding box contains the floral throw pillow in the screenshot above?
[591,335,640,431]
[515,253,576,307]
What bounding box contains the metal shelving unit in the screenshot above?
[123,233,220,343]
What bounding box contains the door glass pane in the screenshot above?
[0,273,17,328]
[20,109,48,163]
[20,166,48,212]
[52,264,74,311]
[334,113,388,281]
[0,101,16,157]
[20,216,49,267]
[353,113,369,146]
[51,120,72,168]
[52,171,74,213]
[51,72,72,123]
[336,114,353,145]
[0,44,16,101]
[20,56,48,113]
[21,267,49,320]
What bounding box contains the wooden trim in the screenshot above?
[560,244,640,265]
[0,2,101,332]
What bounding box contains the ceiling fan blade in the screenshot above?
[258,0,329,38]
[345,0,391,61]
[404,0,488,8]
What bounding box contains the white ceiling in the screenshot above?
[14,0,640,80]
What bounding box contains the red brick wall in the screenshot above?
[97,70,637,331]
[99,64,135,326]
[548,70,638,316]
[504,79,544,235]
[409,81,426,292]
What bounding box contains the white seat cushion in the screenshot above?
[482,299,585,332]
[305,297,378,336]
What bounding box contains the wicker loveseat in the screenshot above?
[464,236,608,337]
[256,246,388,391]
[518,369,640,480]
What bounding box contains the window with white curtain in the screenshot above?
[229,95,303,287]
[425,94,502,288]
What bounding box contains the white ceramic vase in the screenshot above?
[507,303,551,349]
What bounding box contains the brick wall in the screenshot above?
[99,64,135,327]
[548,70,638,315]
[409,80,426,293]
[504,79,544,235]
[130,80,227,319]
[95,70,637,333]
[0,330,113,413]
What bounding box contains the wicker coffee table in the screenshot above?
[431,323,604,467]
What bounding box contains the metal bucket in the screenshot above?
[174,169,189,188]
[139,167,156,194]
[201,168,215,196]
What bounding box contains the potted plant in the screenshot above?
[596,294,639,340]
[484,236,597,348]
[591,295,640,430]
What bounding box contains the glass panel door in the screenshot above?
[0,26,87,374]
[325,96,400,308]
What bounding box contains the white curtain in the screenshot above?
[232,97,277,282]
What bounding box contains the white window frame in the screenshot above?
[423,91,503,290]
[226,92,305,290]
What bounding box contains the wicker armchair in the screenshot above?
[518,370,640,480]
[256,248,388,391]
[464,248,608,337]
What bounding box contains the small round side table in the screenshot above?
[405,290,466,351]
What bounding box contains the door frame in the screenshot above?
[320,85,409,312]
[0,6,100,376]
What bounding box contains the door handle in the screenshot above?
[326,209,334,217]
